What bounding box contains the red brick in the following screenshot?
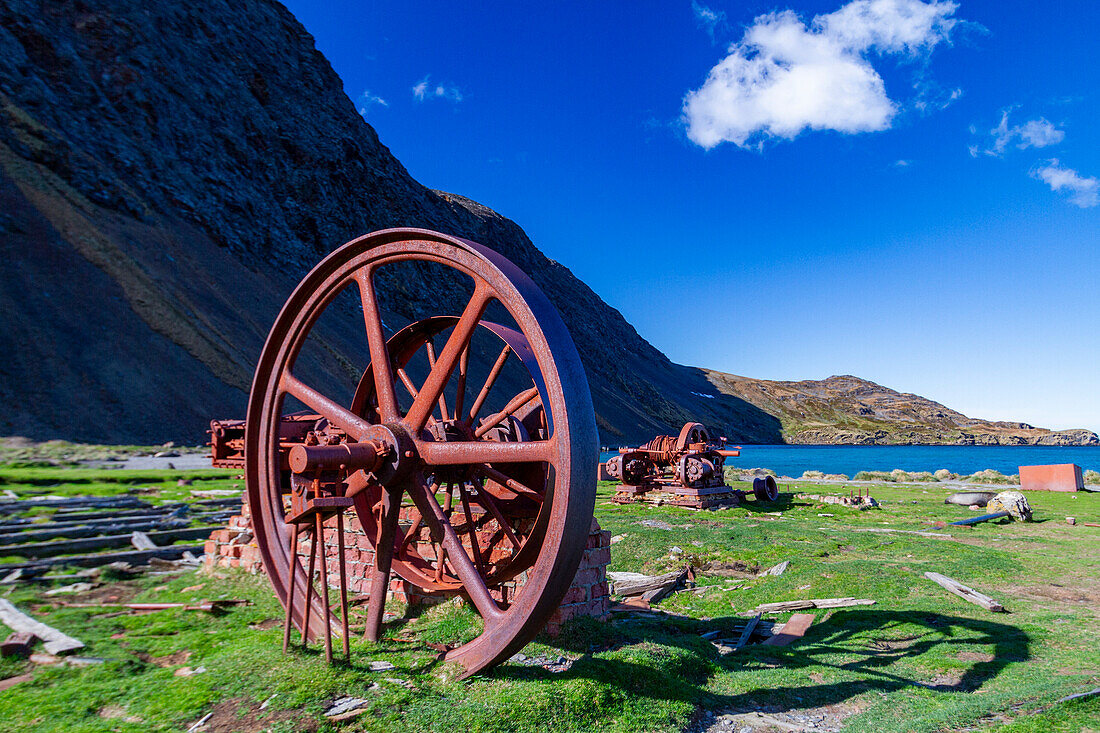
[597,530,611,548]
[571,567,602,586]
[204,540,217,556]
[210,529,232,543]
[585,547,611,567]
[589,580,609,600]
[560,585,588,605]
[228,558,240,568]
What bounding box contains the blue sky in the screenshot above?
[282,0,1100,433]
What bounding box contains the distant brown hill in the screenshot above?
[703,372,1099,446]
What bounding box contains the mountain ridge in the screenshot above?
[703,371,1098,446]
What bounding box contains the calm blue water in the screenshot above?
[599,445,1100,477]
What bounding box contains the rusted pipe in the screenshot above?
[287,441,387,474]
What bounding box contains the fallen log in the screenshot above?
[752,598,875,614]
[924,572,1006,612]
[7,527,216,558]
[0,599,84,654]
[762,613,815,646]
[61,600,249,613]
[0,543,207,572]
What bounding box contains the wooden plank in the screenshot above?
[762,613,815,646]
[924,572,1006,612]
[1,631,36,657]
[753,598,875,613]
[0,543,207,572]
[0,599,84,654]
[733,614,761,650]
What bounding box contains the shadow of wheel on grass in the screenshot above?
[493,609,1030,716]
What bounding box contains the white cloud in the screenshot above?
[412,75,462,102]
[682,0,960,150]
[693,1,726,39]
[356,91,388,118]
[1034,160,1099,208]
[986,111,1063,155]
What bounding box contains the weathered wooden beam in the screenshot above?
[0,599,83,654]
[924,572,1006,612]
[130,531,157,551]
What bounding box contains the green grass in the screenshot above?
[0,470,1098,732]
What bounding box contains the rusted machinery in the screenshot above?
[240,228,596,677]
[606,422,778,509]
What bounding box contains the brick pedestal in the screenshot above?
[204,501,610,633]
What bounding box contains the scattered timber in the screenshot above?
[0,543,207,573]
[924,572,1006,612]
[0,599,84,654]
[762,613,815,646]
[752,598,875,614]
[7,526,216,558]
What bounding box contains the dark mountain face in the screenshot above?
[0,0,781,446]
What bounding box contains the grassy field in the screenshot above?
[1,466,1098,732]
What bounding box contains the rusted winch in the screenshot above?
[233,228,596,678]
[606,422,778,509]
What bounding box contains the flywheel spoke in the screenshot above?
[404,475,502,623]
[465,344,511,427]
[406,285,490,430]
[469,477,521,549]
[473,387,541,438]
[475,463,545,503]
[355,268,400,422]
[281,373,371,441]
[364,485,402,642]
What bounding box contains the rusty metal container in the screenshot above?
[1018,464,1083,492]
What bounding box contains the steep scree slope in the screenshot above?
[0,0,779,445]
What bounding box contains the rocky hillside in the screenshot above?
[0,0,780,446]
[704,372,1099,446]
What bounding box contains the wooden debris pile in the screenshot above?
[0,495,240,579]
